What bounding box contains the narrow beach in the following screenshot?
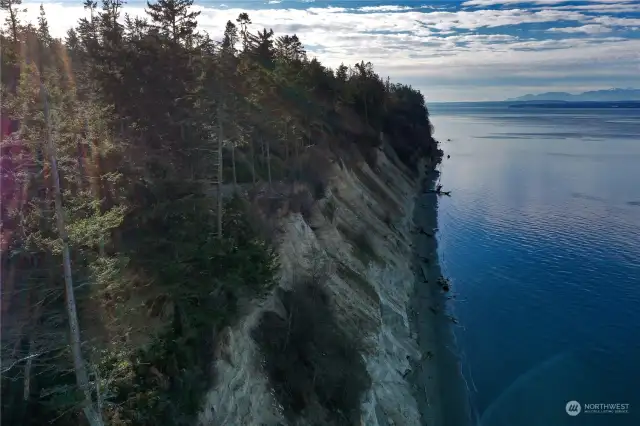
[409,168,472,426]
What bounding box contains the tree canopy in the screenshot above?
[0,2,440,425]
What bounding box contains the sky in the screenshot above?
[6,0,640,101]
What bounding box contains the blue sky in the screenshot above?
[8,0,640,101]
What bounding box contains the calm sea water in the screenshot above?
[429,105,640,426]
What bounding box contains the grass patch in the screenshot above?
[252,280,370,425]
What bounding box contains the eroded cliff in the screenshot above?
[197,143,442,426]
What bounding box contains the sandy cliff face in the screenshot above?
[197,146,438,426]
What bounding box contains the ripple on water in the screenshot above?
[432,109,640,426]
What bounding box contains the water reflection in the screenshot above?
[431,107,640,426]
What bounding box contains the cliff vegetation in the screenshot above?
[0,1,441,424]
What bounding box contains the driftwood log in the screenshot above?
[424,189,451,196]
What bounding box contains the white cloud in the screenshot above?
[590,16,640,27]
[549,3,640,13]
[357,5,413,12]
[13,2,591,42]
[548,24,613,33]
[464,0,572,6]
[355,5,442,12]
[5,1,638,101]
[463,0,636,6]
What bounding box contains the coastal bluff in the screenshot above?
[197,143,444,426]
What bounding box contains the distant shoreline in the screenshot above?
[429,100,640,109]
[508,101,640,109]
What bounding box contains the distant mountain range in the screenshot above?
[508,101,640,109]
[507,88,640,102]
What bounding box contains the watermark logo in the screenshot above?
[566,401,581,416]
[565,400,630,416]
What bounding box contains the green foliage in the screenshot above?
[1,1,437,424]
[65,202,127,248]
[252,281,371,425]
[97,196,279,426]
[97,329,211,426]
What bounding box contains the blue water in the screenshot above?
[429,105,640,426]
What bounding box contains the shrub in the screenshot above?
[298,149,333,201]
[252,281,370,425]
[98,195,279,426]
[289,190,314,221]
[322,198,337,223]
[313,180,327,200]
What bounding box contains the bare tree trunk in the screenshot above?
[93,366,103,416]
[40,84,104,426]
[364,94,369,126]
[249,136,256,185]
[231,141,237,190]
[264,135,272,190]
[120,118,132,166]
[284,120,289,180]
[23,339,33,401]
[3,1,20,48]
[308,111,311,146]
[285,142,289,171]
[294,134,300,182]
[217,101,224,239]
[260,135,265,166]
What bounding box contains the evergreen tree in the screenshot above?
[1,5,440,425]
[145,0,199,43]
[236,12,251,52]
[221,19,238,52]
[0,0,22,43]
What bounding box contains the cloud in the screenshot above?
[548,24,613,33]
[356,5,413,12]
[590,16,640,27]
[463,0,573,6]
[548,3,640,13]
[463,0,636,6]
[5,1,638,101]
[12,2,591,43]
[355,5,441,12]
